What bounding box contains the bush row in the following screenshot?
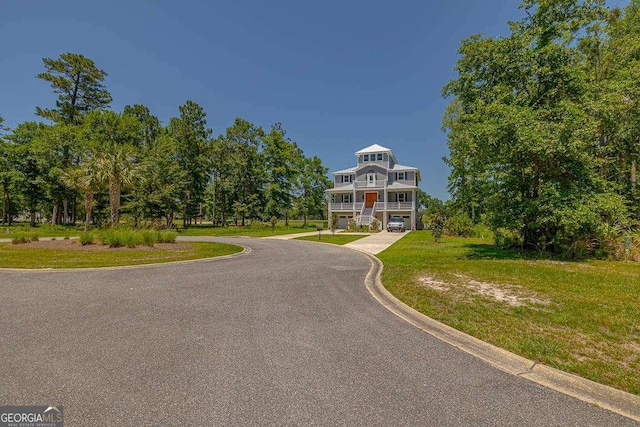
[77,230,177,248]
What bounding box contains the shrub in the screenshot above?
[123,232,140,248]
[79,232,94,246]
[157,231,177,244]
[429,214,445,242]
[471,222,493,239]
[347,218,357,231]
[11,232,38,244]
[12,234,30,244]
[370,218,380,232]
[445,214,474,237]
[140,230,158,247]
[493,228,523,248]
[330,213,338,235]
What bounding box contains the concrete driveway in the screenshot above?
[0,237,635,426]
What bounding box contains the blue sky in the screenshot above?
[0,1,627,200]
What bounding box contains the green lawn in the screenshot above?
[377,230,640,395]
[1,220,328,239]
[178,221,328,237]
[295,234,368,245]
[0,241,243,269]
[1,223,84,238]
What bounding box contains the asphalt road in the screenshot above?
[0,237,636,426]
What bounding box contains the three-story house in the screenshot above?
[326,144,420,230]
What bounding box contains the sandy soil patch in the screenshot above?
[418,273,551,307]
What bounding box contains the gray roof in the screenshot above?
[390,163,418,171]
[386,182,418,190]
[355,143,392,154]
[326,184,354,193]
[332,167,356,175]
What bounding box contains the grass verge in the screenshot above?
[295,234,368,245]
[0,241,243,269]
[1,224,81,238]
[377,230,640,395]
[179,221,327,237]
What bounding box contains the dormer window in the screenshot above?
[363,154,369,161]
[377,153,383,161]
[398,172,406,180]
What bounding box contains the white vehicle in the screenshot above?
[386,217,405,232]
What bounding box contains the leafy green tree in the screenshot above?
[224,118,264,225]
[0,118,21,225]
[261,123,299,224]
[9,122,54,226]
[36,52,112,124]
[169,101,212,227]
[210,136,235,226]
[294,155,330,225]
[124,104,161,149]
[596,0,640,217]
[443,0,628,251]
[129,134,186,228]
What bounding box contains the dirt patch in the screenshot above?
[9,239,192,251]
[418,273,551,307]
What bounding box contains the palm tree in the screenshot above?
[93,145,140,227]
[61,158,104,232]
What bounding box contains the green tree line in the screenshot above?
[442,0,640,254]
[0,53,330,229]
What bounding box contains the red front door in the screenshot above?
[365,193,377,208]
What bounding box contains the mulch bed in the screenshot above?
[9,239,192,251]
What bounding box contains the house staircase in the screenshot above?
[356,202,377,227]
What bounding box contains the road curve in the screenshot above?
[0,237,635,426]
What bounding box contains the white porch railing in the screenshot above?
[330,202,363,211]
[331,201,414,211]
[354,179,387,188]
[382,202,415,210]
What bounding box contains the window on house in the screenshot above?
[331,195,335,202]
[398,193,407,202]
[343,194,352,203]
[345,175,352,182]
[377,153,383,161]
[397,172,406,180]
[363,154,369,161]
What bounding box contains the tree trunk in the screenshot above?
[631,158,637,193]
[52,202,59,226]
[84,191,93,232]
[72,193,77,224]
[30,194,37,227]
[221,191,226,227]
[2,185,7,225]
[63,197,69,225]
[110,179,120,227]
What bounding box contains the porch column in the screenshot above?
[327,194,332,228]
[383,188,388,229]
[352,186,357,222]
[411,189,416,230]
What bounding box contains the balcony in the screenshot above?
[354,179,387,189]
[330,202,363,211]
[383,201,415,210]
[330,201,415,211]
